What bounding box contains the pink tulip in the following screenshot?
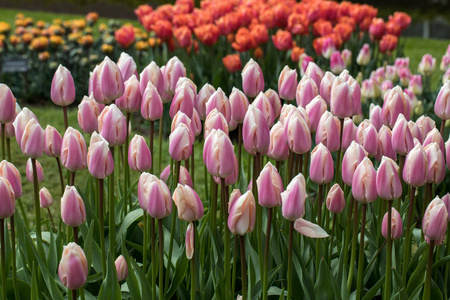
[169,81,195,119]
[87,132,114,179]
[424,143,445,185]
[26,158,44,183]
[44,125,62,158]
[408,121,423,143]
[382,208,403,239]
[423,196,448,241]
[203,129,235,178]
[228,190,256,235]
[171,112,194,144]
[341,49,352,67]
[186,222,194,259]
[173,184,204,222]
[369,104,383,131]
[352,157,378,204]
[418,54,436,76]
[61,186,86,227]
[330,76,353,118]
[116,75,142,113]
[18,118,44,158]
[117,52,137,82]
[304,62,324,88]
[326,183,345,214]
[330,51,345,74]
[319,71,335,105]
[204,109,228,138]
[160,165,193,188]
[205,88,231,124]
[39,187,53,208]
[294,218,329,238]
[61,127,87,172]
[50,65,76,107]
[90,56,124,104]
[268,121,289,161]
[278,65,297,101]
[58,243,88,290]
[284,110,311,154]
[309,143,334,184]
[229,87,249,125]
[342,141,368,186]
[213,153,238,186]
[341,118,357,151]
[169,123,193,161]
[229,189,242,210]
[356,44,370,66]
[138,172,172,219]
[0,160,22,199]
[281,174,307,221]
[391,114,414,155]
[371,67,385,84]
[416,116,436,140]
[256,162,284,208]
[163,56,186,95]
[361,79,381,99]
[376,157,402,200]
[381,80,394,95]
[423,128,445,154]
[115,255,128,281]
[355,120,378,156]
[376,125,396,161]
[77,94,104,134]
[395,58,409,69]
[447,137,450,169]
[140,61,164,96]
[385,66,398,82]
[265,89,282,120]
[242,58,264,98]
[306,96,327,133]
[243,105,270,155]
[0,84,16,124]
[0,177,15,219]
[398,67,411,86]
[141,82,163,121]
[175,77,196,98]
[381,86,411,127]
[321,37,336,59]
[442,194,450,222]
[408,75,423,96]
[346,75,362,116]
[296,76,319,108]
[196,84,216,120]
[191,109,202,137]
[98,104,127,147]
[403,143,428,187]
[128,135,152,172]
[253,92,275,127]
[315,111,340,152]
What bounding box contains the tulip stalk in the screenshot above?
[99,179,106,277]
[1,123,5,160]
[423,240,435,300]
[62,106,69,130]
[158,115,164,175]
[422,184,433,242]
[56,157,65,195]
[221,178,231,300]
[240,235,247,300]
[316,184,324,275]
[355,203,367,300]
[262,207,273,300]
[287,220,294,300]
[6,138,11,162]
[1,218,7,300]
[440,119,445,136]
[150,217,157,300]
[190,222,196,300]
[329,213,337,265]
[237,124,243,183]
[47,208,56,232]
[158,219,164,300]
[32,158,42,240]
[402,186,416,283]
[444,225,450,300]
[336,118,344,186]
[124,113,131,214]
[73,226,79,244]
[347,200,359,291]
[109,147,115,255]
[142,213,148,275]
[384,200,393,300]
[149,121,154,174]
[252,152,263,280]
[342,192,354,276]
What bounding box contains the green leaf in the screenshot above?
[361,275,385,300]
[117,209,143,247]
[406,245,428,296]
[314,259,337,300]
[30,263,39,300]
[98,252,122,300]
[432,254,450,270]
[122,244,141,300]
[166,251,189,299]
[130,256,151,299]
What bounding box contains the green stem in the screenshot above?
[73,226,79,244]
[316,184,324,276]
[444,222,450,300]
[143,213,148,274]
[99,179,106,278]
[151,217,156,300]
[1,219,6,300]
[1,123,5,160]
[440,118,445,136]
[109,147,115,255]
[232,236,238,296]
[18,199,29,231]
[11,216,19,300]
[421,184,432,242]
[158,116,164,175]
[402,186,416,284]
[384,201,393,300]
[356,203,367,300]
[70,172,76,186]
[72,289,77,300]
[423,241,435,300]
[336,118,344,186]
[32,158,41,240]
[56,157,65,196]
[62,106,69,130]
[221,178,231,300]
[237,124,242,184]
[347,199,359,292]
[262,208,272,300]
[329,214,337,266]
[150,121,154,175]
[343,194,354,267]
[47,208,56,232]
[287,221,294,300]
[158,219,164,300]
[6,138,11,162]
[191,143,195,188]
[124,113,130,215]
[240,235,247,300]
[252,153,263,286]
[190,222,196,300]
[210,180,218,233]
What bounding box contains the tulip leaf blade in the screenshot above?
[97,251,122,300]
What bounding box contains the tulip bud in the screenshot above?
[117,52,137,82]
[442,194,450,222]
[13,107,38,149]
[310,143,334,185]
[403,143,428,187]
[77,94,104,134]
[341,118,357,151]
[278,65,297,101]
[376,157,402,200]
[171,112,195,144]
[196,84,216,120]
[169,123,193,161]
[186,222,194,259]
[138,172,172,219]
[115,255,128,281]
[228,190,256,235]
[315,111,340,152]
[408,75,423,96]
[87,132,114,179]
[268,122,289,161]
[164,56,186,95]
[341,49,352,67]
[39,187,53,208]
[140,61,164,96]
[296,76,319,108]
[447,137,450,169]
[141,82,163,121]
[304,62,323,88]
[0,177,15,219]
[44,125,62,158]
[369,104,383,131]
[205,88,231,124]
[423,196,448,241]
[330,51,345,74]
[356,44,370,66]
[242,58,264,98]
[98,104,127,146]
[0,160,22,199]
[418,54,436,76]
[385,66,398,82]
[229,88,249,126]
[19,118,44,158]
[306,96,327,133]
[265,89,282,120]
[361,79,381,99]
[50,65,76,107]
[243,105,270,155]
[281,174,307,221]
[253,92,275,127]
[352,157,378,204]
[160,165,193,187]
[116,75,142,113]
[381,80,394,95]
[204,109,228,139]
[61,186,86,227]
[169,81,195,119]
[381,86,411,127]
[342,141,368,186]
[203,129,235,178]
[391,114,414,155]
[284,110,311,154]
[128,135,152,173]
[0,84,17,124]
[58,243,88,290]
[416,116,436,140]
[376,125,396,161]
[330,76,354,118]
[26,158,44,183]
[408,121,423,143]
[91,56,124,104]
[382,208,403,239]
[173,184,204,222]
[355,120,378,156]
[423,128,445,154]
[61,127,87,172]
[424,143,445,185]
[319,71,335,105]
[257,162,284,208]
[326,183,345,214]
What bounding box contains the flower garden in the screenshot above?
[0,0,450,299]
